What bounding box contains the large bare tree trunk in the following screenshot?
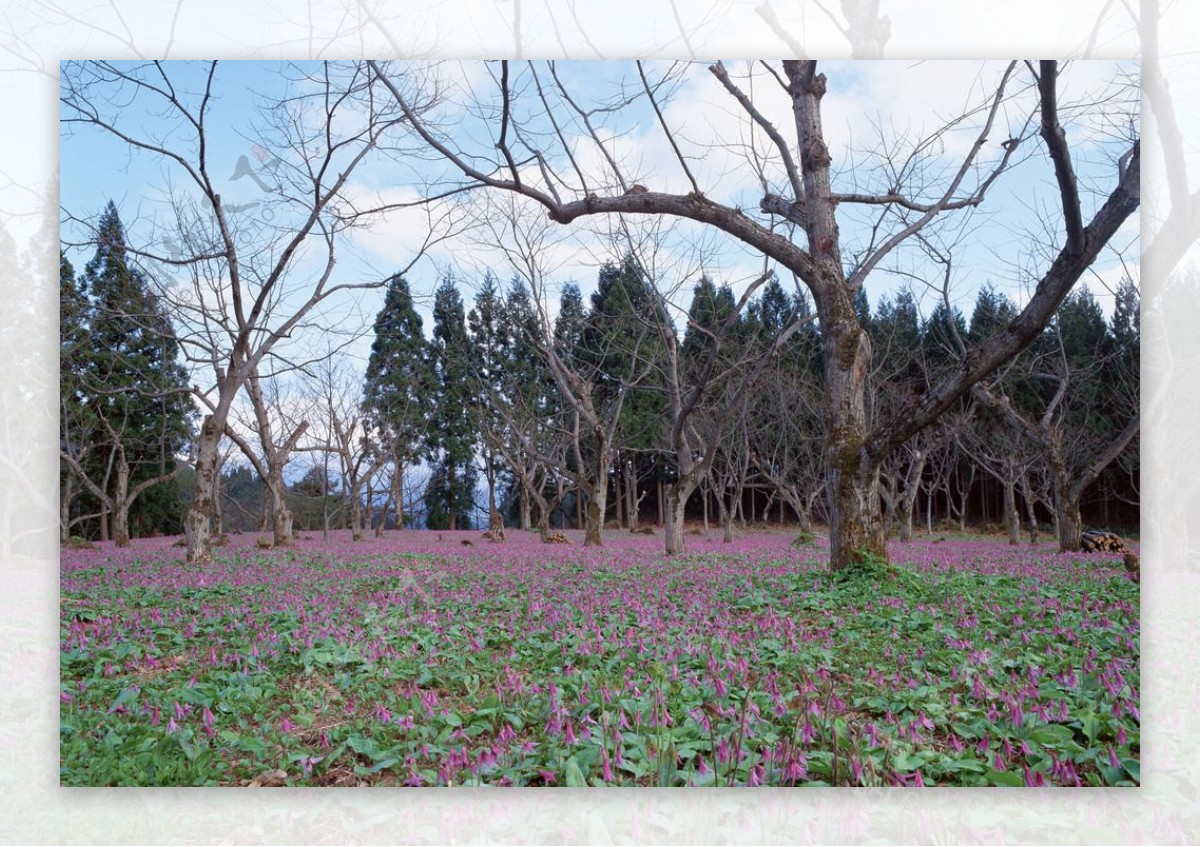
[1004,477,1020,545]
[614,456,624,530]
[393,461,404,530]
[584,487,605,546]
[185,415,221,562]
[350,492,363,541]
[60,475,74,543]
[1020,470,1040,545]
[897,497,914,543]
[111,456,131,548]
[821,307,887,570]
[625,461,638,530]
[212,468,223,536]
[267,465,294,546]
[896,449,926,543]
[663,483,691,555]
[1055,494,1083,552]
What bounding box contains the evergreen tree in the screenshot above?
[427,272,478,529]
[554,283,587,370]
[60,202,193,545]
[59,252,94,541]
[967,283,1017,344]
[753,274,797,335]
[494,278,561,530]
[923,300,968,373]
[424,456,480,530]
[581,256,670,474]
[681,275,738,380]
[362,273,433,529]
[467,273,508,512]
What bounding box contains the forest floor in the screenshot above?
[59,528,1139,787]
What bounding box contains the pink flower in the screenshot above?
[747,764,764,786]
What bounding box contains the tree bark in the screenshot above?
[820,303,887,570]
[212,467,223,536]
[111,456,131,548]
[1055,493,1083,552]
[584,490,604,546]
[1004,476,1020,546]
[60,475,74,543]
[1020,470,1040,545]
[350,491,363,541]
[625,461,638,530]
[519,485,531,531]
[614,455,624,530]
[267,464,294,546]
[185,415,221,562]
[663,482,692,554]
[897,497,914,543]
[393,461,405,530]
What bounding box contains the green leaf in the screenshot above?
[564,757,588,788]
[1030,724,1075,746]
[937,757,984,774]
[1121,758,1140,784]
[984,768,1024,787]
[107,686,139,712]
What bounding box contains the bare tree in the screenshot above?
[61,60,444,562]
[466,196,651,546]
[369,58,1138,570]
[226,366,310,546]
[302,354,388,541]
[973,316,1139,551]
[958,405,1040,545]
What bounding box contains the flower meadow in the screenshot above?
[59,529,1139,787]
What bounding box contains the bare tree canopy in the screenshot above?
[60,60,449,562]
[367,58,1139,568]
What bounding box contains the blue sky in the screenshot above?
[60,58,1139,384]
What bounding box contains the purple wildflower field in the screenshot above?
[60,529,1139,787]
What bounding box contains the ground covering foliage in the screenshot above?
[60,530,1139,787]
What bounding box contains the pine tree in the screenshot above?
[581,256,670,526]
[967,283,1017,344]
[362,273,433,529]
[681,275,738,381]
[60,251,93,542]
[61,201,193,545]
[554,283,587,369]
[467,273,508,513]
[427,273,478,529]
